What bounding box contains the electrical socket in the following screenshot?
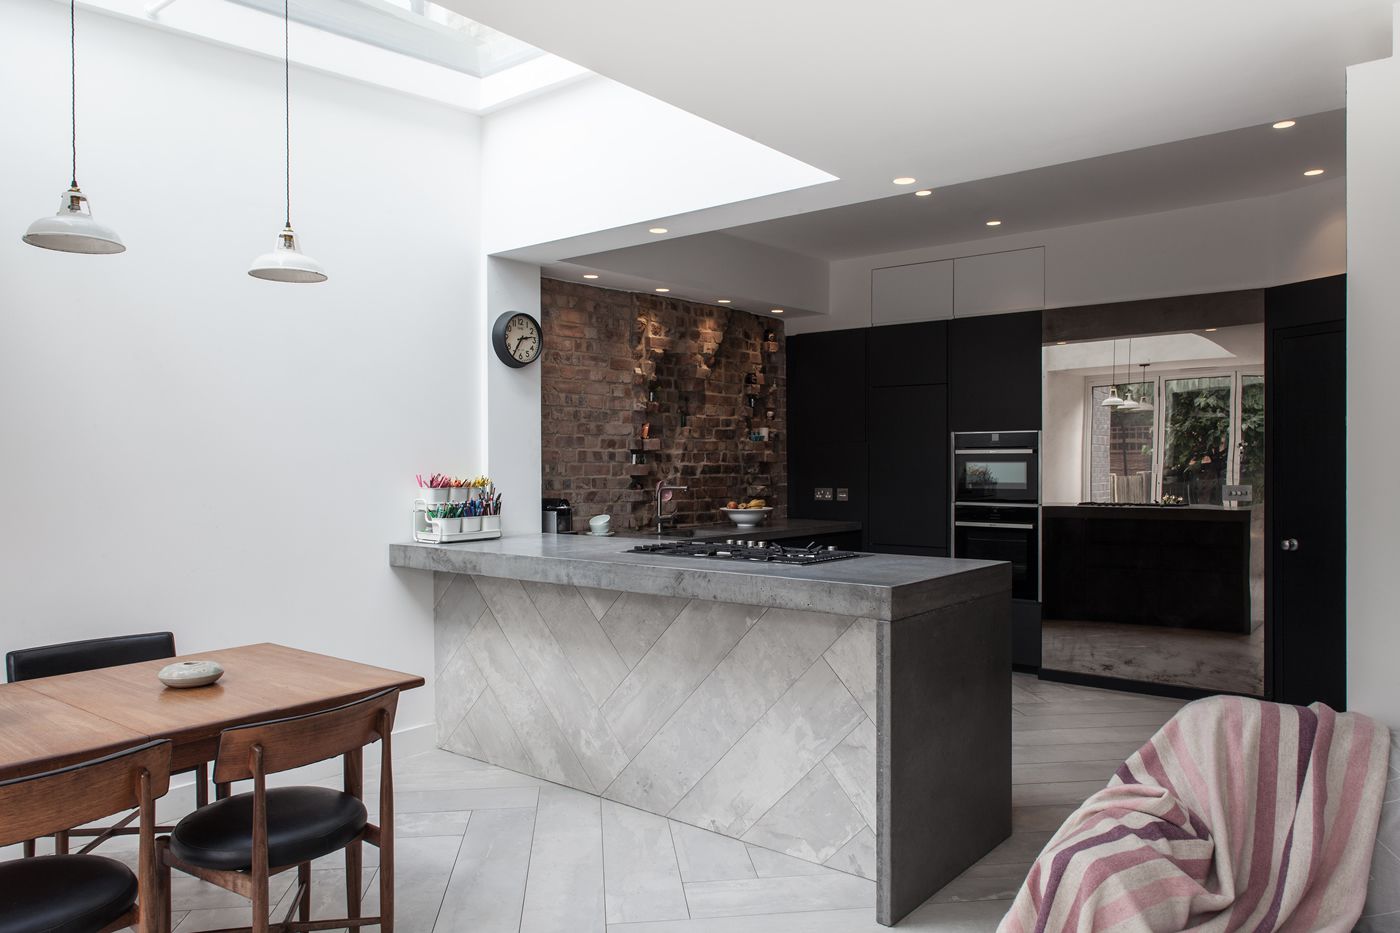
[814,487,834,501]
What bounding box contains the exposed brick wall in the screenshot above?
[541,279,786,531]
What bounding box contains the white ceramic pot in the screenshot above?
[435,517,462,534]
[483,515,501,532]
[421,487,450,505]
[461,516,483,533]
[158,659,225,689]
[447,486,468,503]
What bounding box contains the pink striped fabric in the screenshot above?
[998,696,1390,933]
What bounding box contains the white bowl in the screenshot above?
[158,659,224,689]
[589,514,612,532]
[721,507,773,528]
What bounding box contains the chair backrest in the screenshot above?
[0,741,172,848]
[6,632,176,683]
[213,688,399,784]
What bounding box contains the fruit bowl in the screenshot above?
[721,507,773,528]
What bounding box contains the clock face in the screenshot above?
[493,311,543,368]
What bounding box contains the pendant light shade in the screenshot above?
[1100,338,1124,407]
[24,186,124,254]
[24,0,124,255]
[248,225,326,283]
[249,0,326,283]
[1134,363,1154,412]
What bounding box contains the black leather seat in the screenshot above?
[0,855,137,933]
[170,786,368,871]
[5,632,176,683]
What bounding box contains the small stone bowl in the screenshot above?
[158,659,225,689]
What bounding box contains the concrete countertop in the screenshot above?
[390,533,1007,621]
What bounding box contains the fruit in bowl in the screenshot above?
[721,499,773,528]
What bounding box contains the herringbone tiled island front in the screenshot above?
[393,535,1012,925]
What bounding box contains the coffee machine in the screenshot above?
[542,498,573,534]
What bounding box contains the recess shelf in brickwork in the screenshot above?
[540,279,786,531]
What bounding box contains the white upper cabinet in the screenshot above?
[952,247,1045,317]
[871,259,954,325]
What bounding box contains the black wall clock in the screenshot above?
[492,311,543,368]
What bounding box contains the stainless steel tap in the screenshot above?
[655,479,689,535]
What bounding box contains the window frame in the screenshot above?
[1081,366,1263,503]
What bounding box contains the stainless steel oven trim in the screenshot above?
[954,447,1036,455]
[954,521,1036,530]
[954,501,1039,509]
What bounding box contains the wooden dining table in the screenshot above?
[0,643,425,782]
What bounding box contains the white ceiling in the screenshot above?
[725,110,1346,260]
[439,0,1385,311]
[440,0,1387,214]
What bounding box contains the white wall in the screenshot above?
[1346,18,1400,727]
[799,180,1346,335]
[480,75,834,256]
[485,257,542,535]
[0,0,484,733]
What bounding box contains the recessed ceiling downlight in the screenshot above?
[1303,168,1325,177]
[914,189,933,197]
[770,308,784,314]
[648,227,668,234]
[655,287,670,293]
[583,273,599,279]
[892,177,916,185]
[716,299,731,304]
[985,219,1002,226]
[1272,120,1297,129]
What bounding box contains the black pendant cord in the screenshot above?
[70,0,77,189]
[283,0,291,229]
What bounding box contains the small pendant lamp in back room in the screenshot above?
[248,0,326,283]
[23,0,125,254]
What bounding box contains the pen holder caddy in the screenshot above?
[413,498,503,543]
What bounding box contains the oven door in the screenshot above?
[953,515,1039,600]
[953,448,1039,503]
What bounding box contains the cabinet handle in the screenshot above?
[1280,538,1299,552]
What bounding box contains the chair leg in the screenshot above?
[22,839,35,859]
[194,763,209,809]
[345,840,362,922]
[298,862,311,923]
[156,838,173,933]
[54,830,69,855]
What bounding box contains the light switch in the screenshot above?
[836,488,849,502]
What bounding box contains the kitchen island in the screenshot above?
[1042,504,1253,633]
[391,534,1010,925]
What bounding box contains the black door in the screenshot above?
[1267,276,1346,709]
[869,384,948,550]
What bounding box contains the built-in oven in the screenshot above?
[953,503,1039,601]
[952,431,1040,504]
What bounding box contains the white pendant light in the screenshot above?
[23,0,124,255]
[248,0,326,283]
[1100,339,1125,408]
[1134,363,1154,412]
[1119,339,1140,410]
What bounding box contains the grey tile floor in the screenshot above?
[7,673,1182,932]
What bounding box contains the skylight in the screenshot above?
[224,0,546,77]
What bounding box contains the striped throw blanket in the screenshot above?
[999,696,1391,933]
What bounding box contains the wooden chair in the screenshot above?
[0,740,171,933]
[158,688,399,933]
[5,632,211,857]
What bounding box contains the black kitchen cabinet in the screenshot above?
[869,384,949,550]
[1266,275,1346,709]
[948,311,1042,433]
[868,321,948,387]
[787,329,869,532]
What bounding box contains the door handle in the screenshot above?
[1280,538,1300,552]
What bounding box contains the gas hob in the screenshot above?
[628,540,865,565]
